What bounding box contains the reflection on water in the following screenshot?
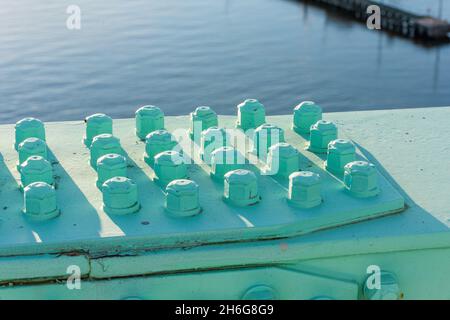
[0,0,449,123]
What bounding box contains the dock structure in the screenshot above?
[302,0,450,40]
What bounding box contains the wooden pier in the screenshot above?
[301,0,450,40]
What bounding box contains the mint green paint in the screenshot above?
[210,146,243,180]
[252,123,285,158]
[266,143,300,178]
[189,106,218,141]
[292,101,322,134]
[165,179,201,217]
[200,127,228,164]
[325,139,356,175]
[236,99,266,130]
[224,169,260,207]
[288,171,322,209]
[89,134,124,170]
[17,137,48,170]
[241,285,276,300]
[308,120,338,153]
[14,118,46,151]
[83,113,113,148]
[344,161,379,198]
[135,105,164,141]
[19,155,53,190]
[143,129,178,166]
[96,153,127,189]
[154,151,187,187]
[102,176,140,215]
[23,182,59,220]
[363,271,400,300]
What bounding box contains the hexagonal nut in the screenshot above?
[224,169,260,207]
[308,120,338,154]
[364,271,401,300]
[325,139,356,175]
[102,176,140,215]
[253,124,285,158]
[236,99,266,131]
[210,146,242,180]
[83,113,113,147]
[343,161,379,198]
[292,101,322,134]
[20,155,53,189]
[23,182,59,220]
[144,130,178,166]
[18,137,48,167]
[135,105,164,140]
[165,179,201,217]
[154,151,187,186]
[267,143,300,178]
[14,117,46,150]
[288,171,322,208]
[190,106,218,140]
[90,134,123,169]
[200,127,228,164]
[96,153,128,189]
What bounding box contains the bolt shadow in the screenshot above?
[354,141,449,232]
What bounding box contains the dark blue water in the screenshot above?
[0,0,449,124]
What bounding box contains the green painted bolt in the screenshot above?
[224,169,260,207]
[83,113,113,148]
[266,143,300,178]
[135,105,164,140]
[210,146,242,180]
[325,139,356,175]
[236,99,266,131]
[292,101,322,134]
[242,285,276,300]
[23,182,59,220]
[19,156,53,190]
[308,120,338,154]
[17,137,48,170]
[165,179,201,217]
[90,134,124,170]
[343,161,379,198]
[288,171,322,208]
[96,153,128,189]
[190,106,218,140]
[154,151,187,186]
[14,118,46,151]
[200,127,228,164]
[143,130,178,166]
[253,124,285,158]
[364,271,401,300]
[102,176,140,215]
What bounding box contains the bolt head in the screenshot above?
[96,153,128,189]
[84,113,113,147]
[14,118,46,150]
[135,105,164,140]
[23,182,59,220]
[90,134,123,169]
[325,139,356,175]
[211,147,242,179]
[154,151,187,185]
[236,99,266,130]
[288,171,322,208]
[18,137,48,165]
[308,120,338,153]
[102,177,140,215]
[293,101,322,134]
[200,127,228,163]
[20,156,53,188]
[190,106,218,140]
[242,285,276,300]
[253,124,285,158]
[344,161,379,198]
[224,169,259,206]
[144,130,178,166]
[267,143,300,177]
[165,179,201,217]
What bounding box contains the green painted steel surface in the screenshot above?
[0,106,449,299]
[0,113,404,257]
